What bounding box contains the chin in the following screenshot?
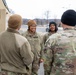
[32,31,36,33]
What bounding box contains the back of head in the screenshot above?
[61,9,76,26]
[27,20,37,27]
[8,14,22,29]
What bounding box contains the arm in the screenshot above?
[43,38,53,73]
[40,33,50,62]
[20,40,34,66]
[43,33,60,73]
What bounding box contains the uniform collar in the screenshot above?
[26,30,38,37]
[7,28,20,34]
[64,27,75,30]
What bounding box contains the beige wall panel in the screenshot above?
[0,9,6,32]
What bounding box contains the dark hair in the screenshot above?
[48,21,58,32]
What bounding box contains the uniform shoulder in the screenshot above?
[15,33,28,47]
[45,33,61,47]
[49,32,61,40]
[15,33,28,41]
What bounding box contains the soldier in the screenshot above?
[42,22,58,68]
[0,14,34,75]
[43,21,58,45]
[22,20,43,75]
[43,9,76,75]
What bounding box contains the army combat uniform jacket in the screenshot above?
[43,32,54,45]
[0,28,34,75]
[22,30,43,74]
[43,28,76,75]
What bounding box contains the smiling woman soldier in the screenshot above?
[22,20,43,75]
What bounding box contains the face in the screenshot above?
[49,24,55,32]
[29,24,36,33]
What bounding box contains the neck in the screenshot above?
[62,24,74,29]
[50,31,55,34]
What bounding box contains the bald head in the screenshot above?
[8,14,22,29]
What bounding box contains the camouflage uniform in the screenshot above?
[43,32,54,45]
[22,31,43,75]
[0,69,29,75]
[43,28,76,75]
[43,32,57,75]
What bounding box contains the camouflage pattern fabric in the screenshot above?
[22,31,43,75]
[43,29,76,75]
[32,72,38,75]
[43,32,53,45]
[0,69,28,75]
